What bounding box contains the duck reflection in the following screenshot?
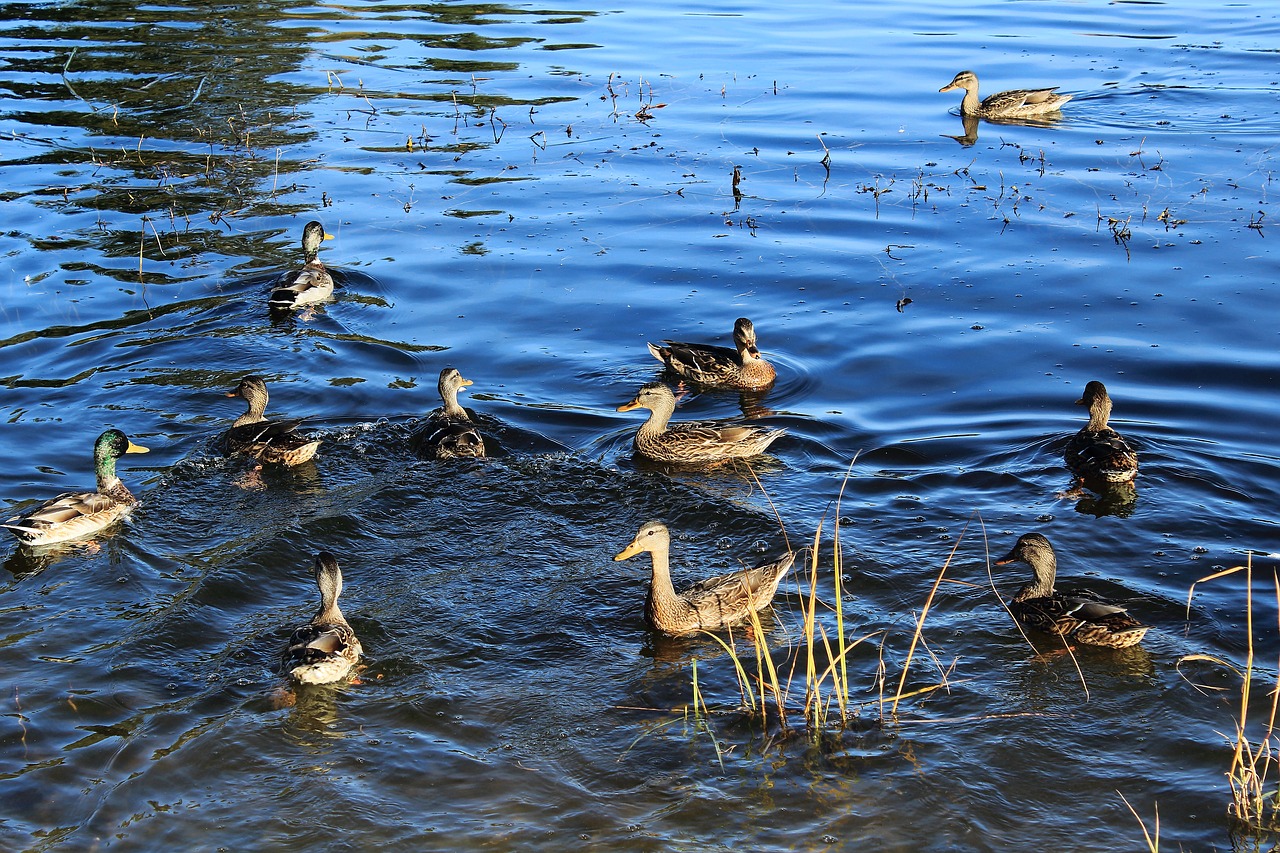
[1070,480,1138,519]
[277,683,348,743]
[942,112,1066,147]
[3,535,120,578]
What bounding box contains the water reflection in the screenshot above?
[942,113,1066,147]
[1070,481,1139,519]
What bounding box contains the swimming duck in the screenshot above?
[224,376,321,466]
[416,368,486,459]
[1064,380,1138,485]
[616,382,784,465]
[269,221,335,309]
[938,70,1072,119]
[614,520,795,636]
[282,551,363,685]
[995,532,1149,649]
[2,429,149,546]
[647,317,777,390]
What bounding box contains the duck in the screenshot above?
[268,221,335,309]
[415,368,486,459]
[616,382,784,465]
[995,532,1149,649]
[282,551,363,685]
[1064,380,1138,485]
[647,317,777,390]
[224,375,321,466]
[3,429,149,546]
[938,70,1072,119]
[614,520,795,636]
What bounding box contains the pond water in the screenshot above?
[2,0,1279,849]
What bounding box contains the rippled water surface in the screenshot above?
[2,0,1280,849]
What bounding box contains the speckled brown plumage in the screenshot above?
[225,376,321,466]
[1064,380,1138,485]
[616,382,784,465]
[647,317,777,390]
[614,520,795,636]
[996,532,1149,649]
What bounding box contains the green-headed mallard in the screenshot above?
[614,520,795,636]
[3,429,149,546]
[996,532,1149,649]
[269,221,335,309]
[282,551,362,685]
[938,70,1072,119]
[1064,380,1138,485]
[415,368,486,459]
[225,376,321,466]
[647,317,777,390]
[616,382,784,465]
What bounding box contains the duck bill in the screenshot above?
[613,540,643,561]
[460,378,473,387]
[616,399,641,413]
[993,552,1017,566]
[939,83,959,93]
[323,233,335,241]
[126,441,150,454]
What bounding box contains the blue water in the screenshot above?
[1,0,1279,849]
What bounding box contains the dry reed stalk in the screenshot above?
[889,531,961,718]
[1184,554,1280,831]
[1118,791,1160,852]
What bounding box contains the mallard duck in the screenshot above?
[647,317,777,390]
[1064,380,1138,485]
[224,376,321,466]
[614,520,795,636]
[996,532,1149,649]
[616,382,784,465]
[269,221,335,309]
[282,551,362,684]
[938,70,1072,119]
[415,368,486,459]
[3,429,149,546]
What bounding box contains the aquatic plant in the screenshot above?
[1183,554,1280,835]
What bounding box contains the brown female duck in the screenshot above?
[614,520,795,636]
[616,382,784,465]
[282,552,363,684]
[225,376,321,466]
[416,368,486,459]
[938,70,1072,119]
[1064,380,1138,485]
[996,532,1149,649]
[647,317,777,390]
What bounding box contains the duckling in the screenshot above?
[996,532,1149,649]
[269,221,335,309]
[224,376,321,466]
[3,429,149,546]
[415,368,486,459]
[1064,380,1138,485]
[648,317,777,390]
[616,382,784,465]
[614,520,795,636]
[938,70,1072,119]
[282,552,362,684]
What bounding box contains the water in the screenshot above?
[1,0,1278,848]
